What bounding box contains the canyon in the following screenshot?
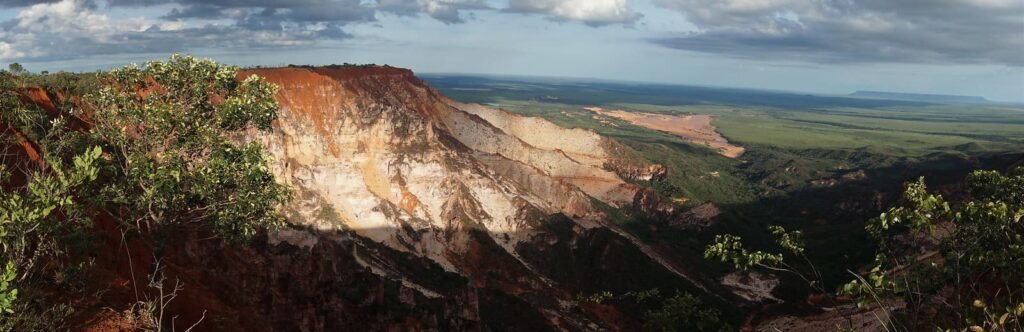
[212,65,735,330]
[8,63,1020,331]
[0,65,753,330]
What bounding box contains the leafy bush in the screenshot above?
[0,263,16,314]
[88,54,290,243]
[0,147,102,323]
[706,169,1024,330]
[643,292,731,332]
[0,55,291,326]
[575,289,731,331]
[842,169,1024,330]
[705,225,824,292]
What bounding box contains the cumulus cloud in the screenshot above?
[506,0,642,26]
[0,0,357,61]
[0,0,159,60]
[652,0,1024,65]
[0,0,508,61]
[0,0,649,61]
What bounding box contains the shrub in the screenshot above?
[88,54,291,243]
[842,169,1024,330]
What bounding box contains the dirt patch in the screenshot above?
[669,202,720,230]
[585,107,744,158]
[721,271,780,302]
[754,302,901,332]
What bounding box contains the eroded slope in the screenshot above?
[237,66,719,329]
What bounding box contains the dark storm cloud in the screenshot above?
[653,0,1024,66]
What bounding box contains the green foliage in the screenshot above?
[7,63,24,76]
[967,168,1024,206]
[843,169,1024,330]
[769,225,805,255]
[0,147,102,319]
[575,289,730,332]
[648,178,686,198]
[704,234,783,270]
[0,55,291,326]
[0,80,42,139]
[89,54,290,243]
[17,71,100,96]
[642,292,731,332]
[705,226,825,293]
[0,299,73,332]
[575,290,615,304]
[0,262,16,315]
[865,177,950,238]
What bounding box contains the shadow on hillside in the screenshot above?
[2,78,746,331]
[623,150,1024,305]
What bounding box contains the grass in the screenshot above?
[425,74,1024,301]
[613,103,1024,156]
[425,75,1024,156]
[431,78,1024,206]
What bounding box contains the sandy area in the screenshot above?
[585,107,745,158]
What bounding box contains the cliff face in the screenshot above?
[238,67,662,267]
[4,67,713,331]
[232,66,706,329]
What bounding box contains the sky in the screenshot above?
[1,0,1022,102]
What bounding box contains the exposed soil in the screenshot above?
[669,202,721,230]
[721,271,780,303]
[585,107,745,158]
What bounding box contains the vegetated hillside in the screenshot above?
[1,61,751,331]
[424,73,1024,330]
[5,62,1021,331]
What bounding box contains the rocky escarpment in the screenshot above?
[3,85,573,331]
[445,102,645,207]
[231,66,719,329]
[2,67,726,330]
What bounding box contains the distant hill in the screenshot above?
[851,90,988,103]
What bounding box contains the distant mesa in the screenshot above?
[850,90,988,103]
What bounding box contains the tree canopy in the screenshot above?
[89,54,289,243]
